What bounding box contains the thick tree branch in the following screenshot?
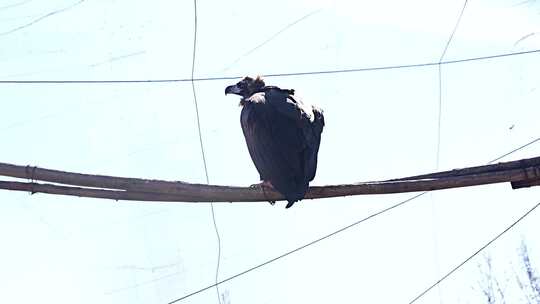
[0,157,539,203]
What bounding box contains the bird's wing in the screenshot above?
[241,93,308,201]
[304,107,324,181]
[264,88,325,182]
[240,102,268,181]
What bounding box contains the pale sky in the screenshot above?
[1,0,539,303]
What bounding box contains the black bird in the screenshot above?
[225,76,324,208]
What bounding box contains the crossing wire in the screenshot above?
[0,49,538,84]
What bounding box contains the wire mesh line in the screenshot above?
[0,0,32,11]
[0,0,86,36]
[408,199,540,304]
[0,49,538,84]
[439,0,469,63]
[433,2,468,303]
[167,192,427,304]
[436,67,444,167]
[189,1,222,303]
[488,137,540,164]
[221,9,321,72]
[436,0,468,168]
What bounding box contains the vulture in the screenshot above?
[225,76,325,208]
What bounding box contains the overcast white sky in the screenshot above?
[1,0,540,303]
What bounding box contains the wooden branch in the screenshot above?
[0,181,196,202]
[389,157,540,181]
[0,157,539,203]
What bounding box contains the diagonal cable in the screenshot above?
[167,192,427,304]
[488,137,540,164]
[408,199,540,304]
[0,0,85,36]
[221,9,321,72]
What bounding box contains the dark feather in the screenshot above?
[239,85,324,208]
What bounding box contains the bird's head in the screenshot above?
[225,76,265,99]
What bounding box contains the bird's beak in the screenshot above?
[225,84,242,95]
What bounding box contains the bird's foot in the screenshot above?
[250,180,275,189]
[250,181,276,206]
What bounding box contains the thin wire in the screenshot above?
[433,3,469,303]
[436,0,468,168]
[439,0,469,62]
[488,137,540,164]
[0,0,32,10]
[189,1,222,303]
[0,49,538,84]
[166,135,540,304]
[221,9,321,72]
[436,66,443,167]
[0,0,86,37]
[408,200,540,304]
[167,192,428,304]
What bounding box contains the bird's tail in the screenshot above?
[285,201,296,208]
[284,185,309,208]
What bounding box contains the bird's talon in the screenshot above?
[250,181,274,189]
